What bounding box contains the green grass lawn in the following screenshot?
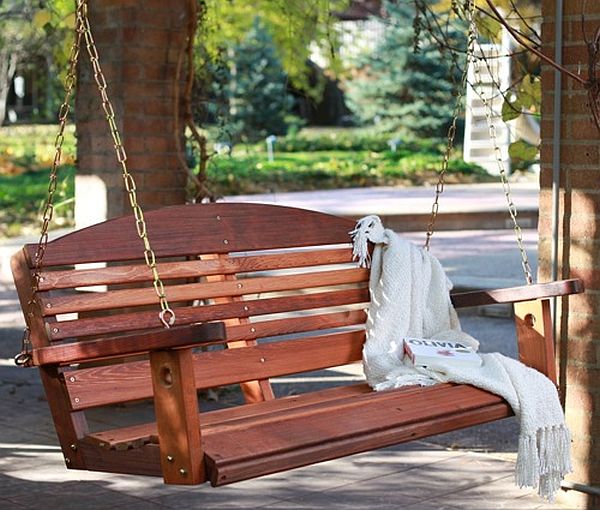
[206,148,491,195]
[0,125,76,238]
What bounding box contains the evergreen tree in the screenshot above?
[227,18,293,143]
[345,0,461,138]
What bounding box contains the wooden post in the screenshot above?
[514,299,556,383]
[149,348,204,485]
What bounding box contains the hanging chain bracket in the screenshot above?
[471,36,534,284]
[424,0,477,251]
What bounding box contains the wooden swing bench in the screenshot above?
[11,202,583,486]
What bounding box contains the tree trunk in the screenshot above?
[0,48,18,125]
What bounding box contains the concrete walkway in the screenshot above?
[0,184,577,509]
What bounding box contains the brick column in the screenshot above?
[540,1,600,507]
[75,0,189,226]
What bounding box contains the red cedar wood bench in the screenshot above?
[11,203,583,486]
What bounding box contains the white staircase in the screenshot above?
[463,35,512,175]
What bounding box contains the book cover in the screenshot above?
[403,337,482,369]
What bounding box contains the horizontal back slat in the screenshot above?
[66,330,365,410]
[41,268,369,316]
[41,310,365,366]
[225,310,366,343]
[38,248,354,291]
[24,203,356,267]
[50,287,369,341]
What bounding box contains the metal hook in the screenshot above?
[159,308,176,328]
[14,352,33,367]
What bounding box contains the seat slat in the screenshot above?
[202,384,511,486]
[79,382,511,484]
[41,268,369,316]
[50,287,369,341]
[66,330,365,410]
[85,384,374,450]
[38,248,354,290]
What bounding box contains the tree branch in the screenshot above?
[484,0,587,86]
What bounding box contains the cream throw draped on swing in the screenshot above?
[350,215,571,502]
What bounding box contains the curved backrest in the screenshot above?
[11,203,369,410]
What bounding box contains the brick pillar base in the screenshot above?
[541,1,600,508]
[75,0,189,226]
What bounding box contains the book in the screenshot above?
[403,337,482,369]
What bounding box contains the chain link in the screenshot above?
[15,7,84,367]
[77,0,175,326]
[471,39,534,285]
[424,0,476,251]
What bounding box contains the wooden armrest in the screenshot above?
[451,278,584,309]
[32,322,227,366]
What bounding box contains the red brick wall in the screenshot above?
[540,1,600,507]
[76,0,189,223]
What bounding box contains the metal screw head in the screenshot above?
[260,357,266,363]
[69,376,76,383]
[216,215,221,220]
[65,457,71,465]
[223,239,229,245]
[243,305,249,311]
[237,283,243,289]
[179,468,187,476]
[74,397,80,404]
[250,327,256,333]
[52,327,59,334]
[166,455,174,463]
[45,303,52,309]
[70,444,77,451]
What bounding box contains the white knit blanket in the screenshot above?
[351,215,571,502]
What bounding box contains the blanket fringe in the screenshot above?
[516,425,572,501]
[349,215,384,268]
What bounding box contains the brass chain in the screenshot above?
[471,39,534,285]
[78,0,176,325]
[15,6,84,367]
[15,0,175,366]
[424,0,476,251]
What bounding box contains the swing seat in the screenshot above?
[11,202,583,485]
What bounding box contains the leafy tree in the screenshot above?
[0,1,40,125]
[344,0,463,138]
[201,0,349,95]
[223,18,294,143]
[0,0,74,125]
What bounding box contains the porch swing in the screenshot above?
[11,0,583,488]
